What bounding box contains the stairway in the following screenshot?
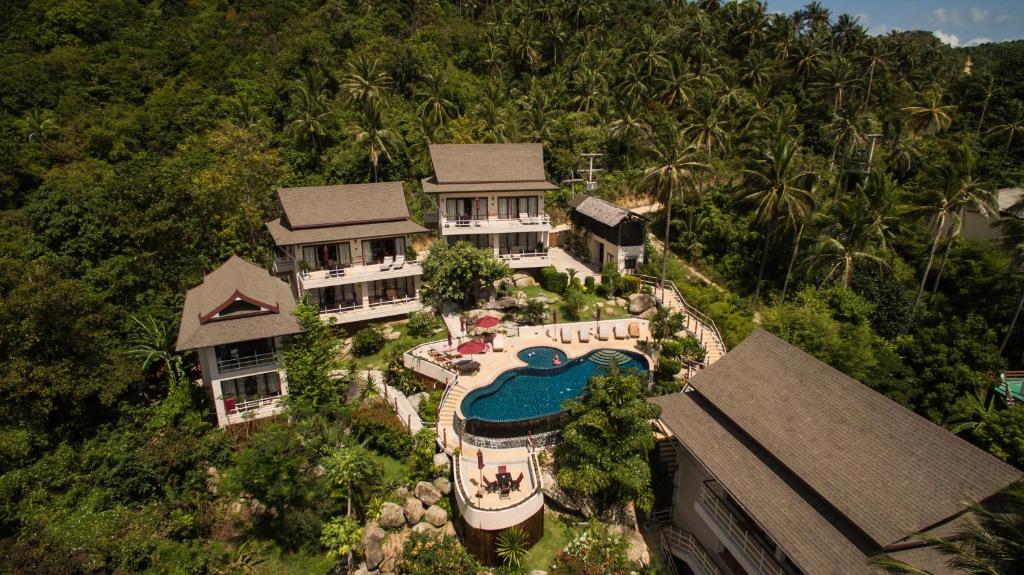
[657,288,723,366]
[657,439,678,469]
[588,349,633,368]
[436,383,470,453]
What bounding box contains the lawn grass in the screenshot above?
[522,511,579,571]
[345,320,446,370]
[367,451,410,487]
[254,548,334,575]
[518,285,632,321]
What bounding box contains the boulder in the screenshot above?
[515,291,528,305]
[640,308,658,320]
[414,481,442,506]
[432,477,451,496]
[404,497,424,525]
[384,330,401,341]
[354,566,368,575]
[424,504,448,527]
[362,522,386,570]
[530,571,549,575]
[628,293,657,314]
[379,502,405,529]
[512,273,537,287]
[412,521,435,535]
[481,296,518,310]
[432,453,450,471]
[380,531,409,574]
[440,521,456,537]
[396,485,410,498]
[532,296,555,305]
[615,297,628,307]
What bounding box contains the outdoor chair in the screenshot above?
[511,472,524,491]
[498,465,507,474]
[614,323,628,339]
[560,327,573,343]
[597,324,611,341]
[628,321,640,338]
[492,334,506,352]
[482,475,498,493]
[518,212,529,223]
[379,256,393,271]
[578,328,591,343]
[392,255,405,270]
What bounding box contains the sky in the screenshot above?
[767,1,1024,47]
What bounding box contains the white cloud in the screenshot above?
[970,7,990,23]
[933,30,960,47]
[931,8,963,25]
[855,13,870,27]
[965,36,992,46]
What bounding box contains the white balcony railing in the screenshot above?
[698,486,786,575]
[299,260,422,289]
[440,213,551,232]
[216,351,277,373]
[498,251,550,268]
[662,526,722,575]
[319,296,423,324]
[225,395,281,415]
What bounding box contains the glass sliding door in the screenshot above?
[499,232,541,255]
[446,234,491,249]
[445,198,486,222]
[368,277,414,304]
[316,284,359,312]
[361,237,405,265]
[301,242,351,270]
[498,196,539,219]
[221,372,283,413]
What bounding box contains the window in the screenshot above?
[361,237,405,265]
[497,196,539,219]
[445,198,486,221]
[624,256,638,271]
[302,242,351,270]
[313,284,359,311]
[498,232,542,254]
[369,277,414,303]
[221,372,283,412]
[447,234,491,250]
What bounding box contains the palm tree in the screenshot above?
[858,40,890,107]
[129,315,184,387]
[781,176,822,301]
[909,152,997,318]
[903,93,956,135]
[929,150,995,294]
[970,76,995,151]
[989,100,1024,149]
[809,196,889,288]
[416,70,458,130]
[997,215,1024,353]
[683,106,729,196]
[737,136,815,307]
[657,56,694,109]
[572,66,608,116]
[324,445,376,573]
[609,100,653,165]
[643,135,704,297]
[17,108,59,142]
[813,57,861,120]
[871,481,1024,574]
[348,99,397,182]
[339,56,393,109]
[628,25,669,78]
[285,69,332,151]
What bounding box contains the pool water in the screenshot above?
[461,347,648,422]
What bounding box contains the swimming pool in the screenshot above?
[460,346,648,423]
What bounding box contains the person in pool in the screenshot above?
[553,354,561,366]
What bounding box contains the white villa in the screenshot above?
[266,182,428,325]
[423,143,557,269]
[175,256,301,427]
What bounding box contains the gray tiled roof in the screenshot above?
[266,218,427,247]
[568,194,641,227]
[278,182,410,228]
[175,256,301,351]
[423,143,557,193]
[651,329,1021,573]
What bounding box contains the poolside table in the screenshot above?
[496,472,513,498]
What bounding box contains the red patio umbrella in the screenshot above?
[447,328,453,349]
[476,448,485,495]
[457,339,487,355]
[475,316,500,328]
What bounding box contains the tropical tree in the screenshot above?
[340,56,393,110]
[737,136,815,307]
[989,100,1024,149]
[808,196,889,289]
[496,527,530,569]
[128,314,184,387]
[643,135,703,294]
[903,93,956,135]
[282,301,342,408]
[17,108,59,142]
[416,70,458,130]
[348,99,397,182]
[285,69,332,151]
[871,481,1024,575]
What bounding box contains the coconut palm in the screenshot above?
[609,100,653,164]
[684,106,730,196]
[416,70,458,130]
[781,175,822,301]
[813,57,861,120]
[870,481,1024,575]
[929,150,995,293]
[129,315,184,387]
[903,93,956,135]
[339,56,393,109]
[858,40,890,107]
[808,196,889,289]
[285,69,332,151]
[644,135,704,295]
[989,100,1024,149]
[17,108,59,142]
[997,215,1024,353]
[657,56,695,109]
[572,66,609,115]
[737,136,815,307]
[348,99,397,182]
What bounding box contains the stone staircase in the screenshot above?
[656,285,724,366]
[436,383,470,453]
[587,349,634,368]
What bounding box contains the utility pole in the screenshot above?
[581,152,603,192]
[562,169,583,196]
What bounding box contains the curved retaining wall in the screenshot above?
[453,452,545,532]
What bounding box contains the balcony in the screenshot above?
[272,255,293,274]
[216,350,278,373]
[320,296,423,324]
[439,213,551,235]
[221,395,284,426]
[697,484,787,575]
[498,250,550,269]
[298,260,423,290]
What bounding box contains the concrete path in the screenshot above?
[548,247,601,280]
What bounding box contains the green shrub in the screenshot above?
[400,533,478,575]
[406,311,440,337]
[350,398,412,457]
[407,428,439,482]
[660,339,683,359]
[417,389,442,422]
[562,284,585,321]
[540,266,567,294]
[352,326,386,357]
[595,283,609,298]
[584,276,595,291]
[655,357,684,382]
[621,275,641,295]
[519,299,547,325]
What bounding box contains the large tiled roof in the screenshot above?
[175,256,301,351]
[266,218,427,247]
[422,143,558,193]
[278,182,410,228]
[651,329,1021,573]
[568,194,643,227]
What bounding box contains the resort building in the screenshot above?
[650,329,1022,575]
[266,182,429,324]
[175,256,301,427]
[566,194,646,274]
[960,186,1024,242]
[423,143,557,269]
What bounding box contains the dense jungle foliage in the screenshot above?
[2,0,1024,572]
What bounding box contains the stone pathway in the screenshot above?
[548,247,601,279]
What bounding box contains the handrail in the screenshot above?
[698,486,785,575]
[635,274,727,358]
[451,449,543,513]
[662,526,722,575]
[226,395,280,414]
[216,351,278,372]
[369,295,418,308]
[498,251,550,261]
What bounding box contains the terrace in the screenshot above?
[439,212,551,234]
[297,259,423,290]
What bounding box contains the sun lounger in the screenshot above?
[492,334,506,352]
[560,327,573,343]
[578,328,591,343]
[379,256,393,271]
[392,255,405,269]
[597,324,610,340]
[628,321,640,338]
[614,323,628,339]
